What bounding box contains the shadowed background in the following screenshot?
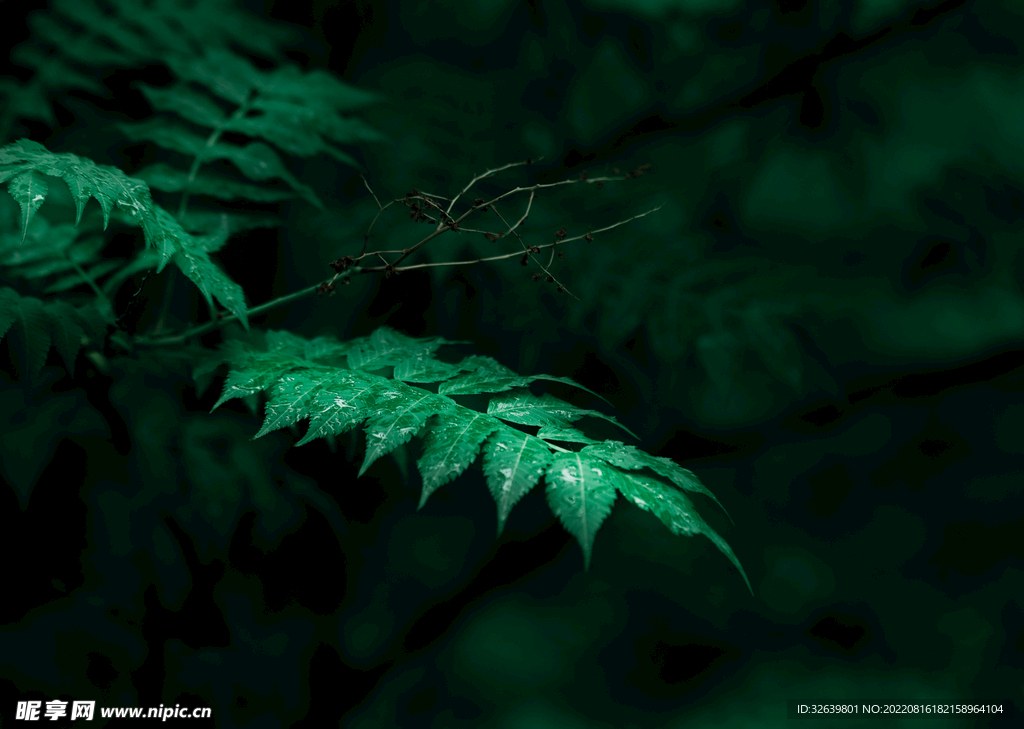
[0,0,1022,726]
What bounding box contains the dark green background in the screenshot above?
[1,0,1021,726]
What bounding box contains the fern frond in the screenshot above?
[117,118,324,211]
[163,47,387,169]
[0,286,112,379]
[206,326,749,588]
[116,47,384,213]
[2,0,298,138]
[0,139,250,329]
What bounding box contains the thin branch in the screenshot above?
[490,195,577,300]
[446,156,544,216]
[137,157,661,347]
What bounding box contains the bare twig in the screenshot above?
[137,157,660,346]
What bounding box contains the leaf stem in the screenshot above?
[135,282,319,347]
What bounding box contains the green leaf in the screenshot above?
[258,65,384,110]
[117,118,208,159]
[302,335,354,363]
[417,410,500,509]
[536,425,600,445]
[136,82,227,128]
[134,163,296,203]
[295,371,381,447]
[117,123,324,210]
[8,171,49,242]
[149,206,249,329]
[615,470,751,595]
[203,325,745,581]
[394,356,466,383]
[0,287,110,380]
[438,355,610,404]
[210,353,301,412]
[583,440,731,522]
[253,371,328,439]
[487,391,638,440]
[164,47,260,106]
[209,141,324,211]
[358,385,451,477]
[544,452,618,570]
[346,326,451,370]
[482,427,553,536]
[226,113,359,168]
[0,138,149,230]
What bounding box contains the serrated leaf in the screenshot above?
[487,391,638,440]
[253,371,327,439]
[436,355,609,404]
[0,138,150,232]
[347,326,450,370]
[482,427,553,536]
[417,410,500,509]
[394,356,465,383]
[202,325,751,583]
[583,440,731,522]
[615,470,751,594]
[536,425,600,444]
[544,452,618,570]
[303,335,353,363]
[8,171,49,242]
[359,386,451,477]
[150,206,249,329]
[295,370,382,446]
[209,141,324,211]
[211,355,300,412]
[0,287,109,381]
